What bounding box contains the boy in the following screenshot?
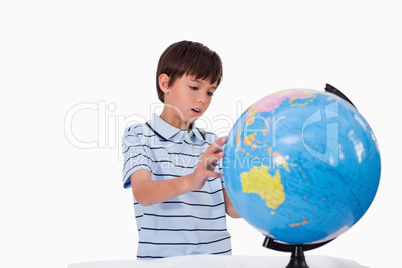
[122,41,240,260]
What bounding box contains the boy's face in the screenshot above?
[160,74,217,130]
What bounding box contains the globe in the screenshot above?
[223,88,381,245]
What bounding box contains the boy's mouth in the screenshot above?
[191,108,202,116]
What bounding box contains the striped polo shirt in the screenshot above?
[122,113,232,259]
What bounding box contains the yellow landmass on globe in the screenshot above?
[241,165,285,210]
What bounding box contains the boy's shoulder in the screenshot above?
[124,122,149,136]
[122,122,152,147]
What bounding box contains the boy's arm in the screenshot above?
[130,170,193,206]
[131,136,227,206]
[223,188,242,218]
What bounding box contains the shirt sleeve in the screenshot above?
[121,124,151,189]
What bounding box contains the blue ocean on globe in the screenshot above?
[223,89,381,245]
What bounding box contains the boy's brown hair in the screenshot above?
[156,41,223,103]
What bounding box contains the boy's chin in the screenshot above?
[186,117,199,127]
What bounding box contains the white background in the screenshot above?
[1,1,401,267]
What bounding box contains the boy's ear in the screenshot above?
[158,74,170,94]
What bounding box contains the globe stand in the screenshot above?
[325,83,357,109]
[262,237,334,268]
[286,246,308,268]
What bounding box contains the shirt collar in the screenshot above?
[147,113,205,141]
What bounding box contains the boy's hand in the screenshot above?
[190,136,227,191]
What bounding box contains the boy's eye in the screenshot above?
[207,92,214,97]
[190,86,198,90]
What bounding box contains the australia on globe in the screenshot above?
[222,88,381,245]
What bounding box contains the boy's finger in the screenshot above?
[216,136,227,146]
[205,151,224,164]
[205,170,223,179]
[207,136,227,153]
[214,150,225,159]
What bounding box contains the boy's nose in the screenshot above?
[197,94,206,104]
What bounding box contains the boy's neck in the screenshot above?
[159,111,193,131]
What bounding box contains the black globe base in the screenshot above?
[262,237,334,268]
[286,246,309,268]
